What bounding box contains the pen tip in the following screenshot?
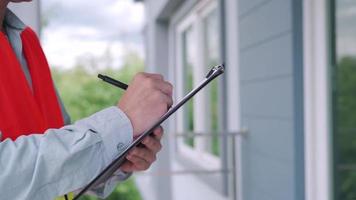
[98,74,104,80]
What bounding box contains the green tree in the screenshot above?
[334,56,356,200]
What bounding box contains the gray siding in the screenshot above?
[148,0,168,19]
[238,0,304,199]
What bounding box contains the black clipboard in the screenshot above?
[73,64,225,199]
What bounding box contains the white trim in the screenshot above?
[175,0,222,168]
[176,0,217,33]
[198,0,218,18]
[224,0,242,199]
[176,13,196,33]
[179,144,222,169]
[303,0,332,200]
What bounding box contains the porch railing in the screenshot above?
[136,130,248,200]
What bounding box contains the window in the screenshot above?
[175,0,222,167]
[333,0,356,199]
[204,9,220,156]
[182,26,196,147]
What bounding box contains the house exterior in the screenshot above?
[134,0,355,200]
[9,1,356,200]
[8,1,41,34]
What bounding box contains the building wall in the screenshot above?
[147,0,168,20]
[137,1,173,200]
[238,0,304,200]
[140,0,306,200]
[8,1,41,34]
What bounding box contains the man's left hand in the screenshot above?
[120,126,163,172]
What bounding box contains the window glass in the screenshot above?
[182,26,196,147]
[177,4,222,159]
[204,9,220,156]
[333,0,356,199]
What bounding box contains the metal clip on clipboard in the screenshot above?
[73,64,225,200]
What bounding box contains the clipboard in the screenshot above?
[73,64,225,199]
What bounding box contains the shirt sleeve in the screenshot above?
[0,106,133,200]
[84,169,132,198]
[55,87,132,198]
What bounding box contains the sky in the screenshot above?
[41,0,145,69]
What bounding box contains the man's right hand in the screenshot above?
[117,72,173,137]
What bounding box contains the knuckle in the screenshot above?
[146,138,154,146]
[157,143,162,151]
[156,126,164,134]
[167,82,173,92]
[153,90,163,100]
[169,97,173,105]
[135,72,146,80]
[148,155,154,163]
[138,150,145,157]
[156,74,164,80]
[146,78,156,88]
[143,142,150,149]
[137,165,144,171]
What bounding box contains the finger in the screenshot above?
[150,90,173,109]
[153,126,164,140]
[120,161,135,173]
[130,147,156,163]
[152,79,173,97]
[161,93,173,107]
[127,154,150,171]
[121,160,144,172]
[142,135,162,154]
[160,81,174,97]
[145,73,164,80]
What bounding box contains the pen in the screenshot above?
[98,74,128,90]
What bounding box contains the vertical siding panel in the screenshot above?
[238,0,304,199]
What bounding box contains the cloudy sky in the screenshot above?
[41,0,145,69]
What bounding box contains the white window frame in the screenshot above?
[303,0,332,200]
[175,0,222,171]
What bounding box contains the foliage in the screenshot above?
[184,69,195,147]
[79,179,141,200]
[209,79,219,156]
[334,56,356,200]
[52,53,143,122]
[51,53,143,200]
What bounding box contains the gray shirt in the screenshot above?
[0,9,133,200]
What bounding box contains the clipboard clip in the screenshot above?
[206,64,225,79]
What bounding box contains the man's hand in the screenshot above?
[118,72,173,137]
[120,127,163,172]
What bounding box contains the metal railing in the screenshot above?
[137,130,248,200]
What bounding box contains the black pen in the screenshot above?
[98,74,128,90]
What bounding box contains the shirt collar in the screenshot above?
[4,8,26,31]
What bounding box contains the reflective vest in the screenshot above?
[0,26,73,199]
[55,193,74,200]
